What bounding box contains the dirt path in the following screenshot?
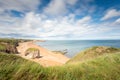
[16,41,69,67]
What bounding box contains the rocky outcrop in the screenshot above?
[52,49,67,55]
[0,43,18,54]
[25,48,40,59]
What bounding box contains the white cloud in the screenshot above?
[114,18,120,24]
[66,0,78,5]
[44,0,66,15]
[77,16,91,24]
[0,11,120,39]
[101,9,120,20]
[44,0,77,15]
[0,0,40,12]
[74,0,96,16]
[0,12,94,39]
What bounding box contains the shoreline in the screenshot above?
[17,41,70,67]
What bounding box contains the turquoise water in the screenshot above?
[36,40,120,58]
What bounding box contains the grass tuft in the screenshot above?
[0,51,120,80]
[67,46,120,63]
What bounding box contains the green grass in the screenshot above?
[0,44,6,51]
[67,46,120,63]
[26,48,39,52]
[0,38,32,54]
[0,51,120,80]
[0,53,45,80]
[0,38,31,46]
[0,43,18,54]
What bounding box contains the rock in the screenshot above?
[52,49,67,55]
[0,43,18,54]
[25,48,40,59]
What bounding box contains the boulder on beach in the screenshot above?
[25,48,40,59]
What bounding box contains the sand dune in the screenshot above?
[17,41,69,67]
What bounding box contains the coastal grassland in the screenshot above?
[26,48,39,52]
[0,43,6,51]
[0,43,18,54]
[0,53,45,80]
[0,52,120,80]
[0,38,31,46]
[0,38,31,54]
[67,46,120,63]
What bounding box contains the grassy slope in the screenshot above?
[0,53,45,80]
[0,38,31,45]
[0,52,120,80]
[0,38,31,54]
[67,46,120,63]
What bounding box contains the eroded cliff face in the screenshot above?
[0,38,31,54]
[0,43,18,54]
[25,48,40,59]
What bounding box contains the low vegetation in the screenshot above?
[0,38,31,54]
[67,46,120,63]
[0,38,30,46]
[26,48,39,52]
[0,53,44,80]
[0,51,120,80]
[0,43,18,54]
[25,48,40,59]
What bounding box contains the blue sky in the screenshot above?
[0,0,120,40]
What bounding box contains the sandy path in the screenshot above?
[16,41,69,67]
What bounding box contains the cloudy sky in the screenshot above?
[0,0,120,40]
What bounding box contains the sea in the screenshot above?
[36,40,120,58]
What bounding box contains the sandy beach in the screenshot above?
[17,41,69,67]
